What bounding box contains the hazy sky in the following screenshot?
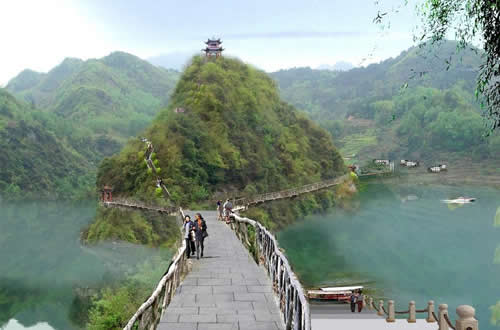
[0,0,422,85]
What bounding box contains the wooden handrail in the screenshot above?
[123,208,186,330]
[230,213,311,330]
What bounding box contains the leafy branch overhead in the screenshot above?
[376,0,500,130]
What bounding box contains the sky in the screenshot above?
[0,0,422,86]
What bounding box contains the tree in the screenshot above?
[376,0,500,130]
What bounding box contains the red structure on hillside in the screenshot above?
[101,185,113,202]
[203,38,224,57]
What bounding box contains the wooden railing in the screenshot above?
[123,208,187,330]
[230,213,311,330]
[232,174,349,211]
[103,199,178,215]
[364,296,478,330]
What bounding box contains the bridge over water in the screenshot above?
[102,139,479,330]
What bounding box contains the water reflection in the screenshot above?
[278,182,500,330]
[0,201,172,330]
[3,319,54,330]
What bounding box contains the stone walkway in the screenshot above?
[158,211,284,330]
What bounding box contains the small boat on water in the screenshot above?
[442,197,476,204]
[307,285,363,302]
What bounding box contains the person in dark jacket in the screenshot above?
[183,215,193,258]
[350,291,358,313]
[193,213,207,259]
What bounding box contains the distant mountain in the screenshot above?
[317,61,354,71]
[271,41,499,162]
[147,51,195,71]
[7,52,181,155]
[0,89,94,201]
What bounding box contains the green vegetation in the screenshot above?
[0,89,94,200]
[97,55,346,207]
[81,207,180,330]
[2,52,180,200]
[271,41,500,163]
[87,254,172,330]
[404,0,500,130]
[82,207,180,248]
[7,52,180,156]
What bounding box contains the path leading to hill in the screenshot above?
[158,211,284,330]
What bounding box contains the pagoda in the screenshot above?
[203,38,224,57]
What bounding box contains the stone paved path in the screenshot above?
[158,211,284,330]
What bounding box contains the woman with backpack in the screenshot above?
[193,213,208,259]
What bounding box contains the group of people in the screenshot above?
[216,199,233,223]
[350,289,364,313]
[183,213,208,259]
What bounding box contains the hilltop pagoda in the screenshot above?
[203,38,224,57]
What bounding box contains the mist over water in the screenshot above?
[0,201,172,330]
[278,181,500,329]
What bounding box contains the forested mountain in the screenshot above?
[96,56,346,206]
[271,41,500,163]
[7,52,180,156]
[0,89,94,200]
[2,52,181,200]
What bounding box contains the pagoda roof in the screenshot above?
[205,38,222,44]
[203,47,224,52]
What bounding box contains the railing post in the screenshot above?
[377,300,385,316]
[438,304,449,330]
[427,300,436,323]
[408,300,416,323]
[386,300,395,322]
[455,305,478,330]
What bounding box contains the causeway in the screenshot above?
[158,211,284,330]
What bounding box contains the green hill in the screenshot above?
[0,89,94,200]
[7,52,180,156]
[96,56,346,206]
[271,41,500,163]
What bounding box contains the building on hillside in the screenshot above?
[428,164,447,173]
[373,159,390,166]
[203,38,224,57]
[401,159,420,167]
[100,185,113,202]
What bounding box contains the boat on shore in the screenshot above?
[307,285,363,302]
[442,197,476,204]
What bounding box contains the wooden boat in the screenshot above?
[307,285,363,302]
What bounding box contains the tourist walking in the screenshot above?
[183,215,193,258]
[216,200,223,221]
[193,213,207,259]
[350,291,357,313]
[357,289,364,312]
[223,199,233,223]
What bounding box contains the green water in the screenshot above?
[278,182,500,329]
[0,201,171,330]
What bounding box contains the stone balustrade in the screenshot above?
[365,295,478,330]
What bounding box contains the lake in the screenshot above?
[278,180,500,329]
[0,201,171,330]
